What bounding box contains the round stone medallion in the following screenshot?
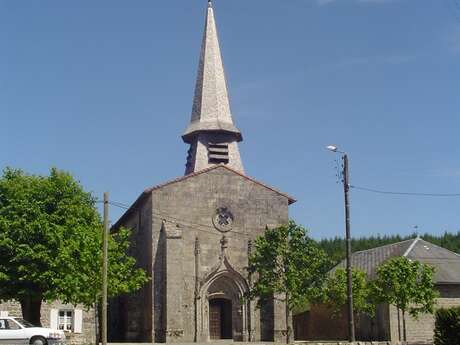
[212,207,234,232]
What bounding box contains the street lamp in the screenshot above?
[326,145,355,343]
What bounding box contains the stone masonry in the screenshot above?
[388,285,460,343]
[0,300,95,345]
[108,165,295,343]
[108,1,296,343]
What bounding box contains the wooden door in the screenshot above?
[209,300,222,339]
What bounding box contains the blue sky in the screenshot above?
[1,0,459,239]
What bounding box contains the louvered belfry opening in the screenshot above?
[182,2,245,175]
[208,142,229,164]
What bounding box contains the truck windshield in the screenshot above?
[15,318,36,328]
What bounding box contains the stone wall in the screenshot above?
[150,167,290,343]
[105,342,421,345]
[295,285,460,343]
[0,300,95,345]
[295,342,423,345]
[389,298,460,342]
[109,166,291,343]
[108,193,153,343]
[388,284,460,343]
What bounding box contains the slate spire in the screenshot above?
[183,1,244,175]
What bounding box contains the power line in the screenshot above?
[350,185,460,197]
[106,200,252,238]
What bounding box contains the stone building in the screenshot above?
[108,1,295,343]
[293,237,460,343]
[0,301,95,345]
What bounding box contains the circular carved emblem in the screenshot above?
[212,207,234,232]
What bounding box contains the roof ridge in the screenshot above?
[144,164,220,193]
[113,165,296,229]
[416,238,460,258]
[145,164,296,203]
[403,236,420,257]
[352,238,416,255]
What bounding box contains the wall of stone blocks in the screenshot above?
[108,166,291,343]
[149,167,290,343]
[0,300,95,345]
[108,194,153,343]
[388,284,460,343]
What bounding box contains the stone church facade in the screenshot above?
[108,1,295,343]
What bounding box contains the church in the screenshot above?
[108,1,295,343]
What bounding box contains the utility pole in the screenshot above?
[102,192,109,345]
[327,145,355,342]
[342,154,355,342]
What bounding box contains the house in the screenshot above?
[294,237,460,343]
[0,300,95,345]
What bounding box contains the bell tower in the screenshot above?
[183,1,244,175]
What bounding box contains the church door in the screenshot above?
[209,299,232,339]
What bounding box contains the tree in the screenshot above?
[322,267,375,318]
[371,256,438,341]
[247,221,330,344]
[0,167,148,325]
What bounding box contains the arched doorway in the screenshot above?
[209,298,232,339]
[199,267,249,342]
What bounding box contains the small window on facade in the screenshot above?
[58,310,73,331]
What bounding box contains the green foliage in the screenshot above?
[248,221,330,343]
[322,268,375,317]
[371,256,438,341]
[318,233,460,267]
[434,306,460,345]
[372,257,437,317]
[0,167,148,309]
[248,221,330,309]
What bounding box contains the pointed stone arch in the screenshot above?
[197,256,249,341]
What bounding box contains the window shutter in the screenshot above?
[74,309,83,333]
[50,309,58,329]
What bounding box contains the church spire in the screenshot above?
[183,1,244,175]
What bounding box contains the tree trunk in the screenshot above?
[402,309,407,342]
[285,293,291,344]
[19,295,42,326]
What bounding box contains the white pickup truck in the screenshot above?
[0,316,66,345]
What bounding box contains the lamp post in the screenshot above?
[102,192,109,345]
[326,145,355,343]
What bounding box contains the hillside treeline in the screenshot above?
[318,231,460,266]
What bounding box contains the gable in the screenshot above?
[113,164,295,229]
[146,164,295,204]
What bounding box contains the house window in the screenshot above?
[58,310,73,331]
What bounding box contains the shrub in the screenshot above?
[434,306,460,345]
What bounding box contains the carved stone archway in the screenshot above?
[197,256,249,342]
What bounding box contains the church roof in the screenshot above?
[113,164,296,229]
[182,0,242,143]
[332,238,460,284]
[145,164,296,204]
